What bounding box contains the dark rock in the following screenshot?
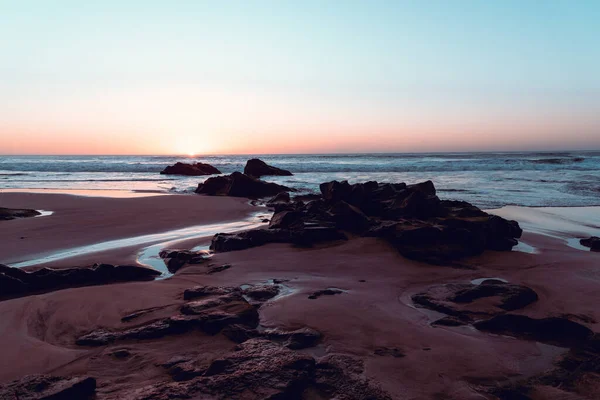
[264,327,322,349]
[183,286,239,301]
[266,191,291,206]
[328,200,371,232]
[450,282,538,311]
[242,284,280,301]
[0,374,96,399]
[474,315,593,347]
[206,264,231,274]
[221,324,261,343]
[109,349,131,359]
[243,158,293,178]
[308,288,343,300]
[196,171,293,198]
[210,229,291,252]
[160,162,221,176]
[0,207,40,221]
[269,210,304,229]
[580,236,600,251]
[0,263,160,301]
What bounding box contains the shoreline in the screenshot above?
[1,189,599,398]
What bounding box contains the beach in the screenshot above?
[1,184,599,399]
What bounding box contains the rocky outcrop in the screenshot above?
[195,172,293,198]
[0,207,40,221]
[0,263,160,301]
[411,280,538,324]
[0,374,96,399]
[580,236,600,251]
[210,179,522,264]
[124,340,391,400]
[160,162,221,176]
[243,158,293,178]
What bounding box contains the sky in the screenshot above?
[1,0,599,155]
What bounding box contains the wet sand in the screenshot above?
[0,193,599,399]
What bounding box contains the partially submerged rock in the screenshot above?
[0,374,96,399]
[159,249,210,273]
[0,263,160,301]
[195,171,293,198]
[0,207,40,221]
[210,179,522,264]
[160,162,221,176]
[580,236,600,251]
[243,158,293,178]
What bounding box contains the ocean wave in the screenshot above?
[529,157,585,165]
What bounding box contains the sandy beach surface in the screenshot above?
[0,191,599,399]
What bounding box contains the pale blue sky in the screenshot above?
[1,1,599,154]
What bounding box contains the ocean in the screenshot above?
[1,152,599,209]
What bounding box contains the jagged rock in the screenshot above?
[474,315,593,347]
[0,374,96,399]
[77,295,259,346]
[264,327,322,349]
[0,263,160,301]
[269,210,304,229]
[266,192,291,207]
[183,286,239,301]
[580,236,600,251]
[242,284,280,301]
[243,158,293,178]
[195,171,293,198]
[308,288,344,300]
[0,207,41,221]
[160,162,221,176]
[221,324,261,343]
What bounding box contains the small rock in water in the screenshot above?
[308,288,344,300]
[580,236,600,251]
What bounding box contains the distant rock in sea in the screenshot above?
[244,158,293,178]
[160,162,221,176]
[195,171,293,198]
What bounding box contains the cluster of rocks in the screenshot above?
[412,279,600,399]
[133,341,391,400]
[0,207,40,221]
[580,236,600,251]
[0,263,160,301]
[73,282,391,399]
[209,179,523,265]
[0,374,97,399]
[160,162,222,176]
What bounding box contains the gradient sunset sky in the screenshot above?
[1,1,599,155]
